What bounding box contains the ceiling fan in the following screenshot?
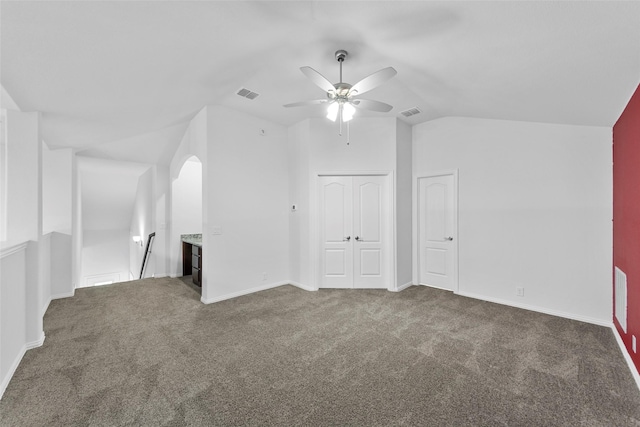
[284,50,397,129]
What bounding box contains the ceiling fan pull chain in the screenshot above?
[347,121,350,145]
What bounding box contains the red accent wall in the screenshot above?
[613,83,640,371]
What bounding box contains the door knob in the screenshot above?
[445,236,453,241]
[355,236,361,241]
[343,236,351,241]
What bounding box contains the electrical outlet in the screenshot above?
[633,335,637,354]
[262,272,268,281]
[516,287,525,297]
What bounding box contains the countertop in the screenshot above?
[181,234,202,247]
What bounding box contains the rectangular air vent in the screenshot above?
[400,107,422,117]
[237,88,259,100]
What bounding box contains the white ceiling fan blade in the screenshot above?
[300,66,336,93]
[283,99,329,108]
[351,98,393,113]
[349,67,397,96]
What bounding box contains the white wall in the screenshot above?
[42,145,72,235]
[413,117,612,324]
[130,167,154,279]
[39,233,51,315]
[396,120,413,288]
[0,109,45,402]
[205,106,289,302]
[287,120,311,286]
[288,117,399,290]
[0,244,27,399]
[81,229,130,286]
[72,155,82,290]
[308,117,396,172]
[153,166,170,278]
[4,110,41,244]
[42,143,73,298]
[0,111,7,242]
[50,232,72,299]
[170,157,202,276]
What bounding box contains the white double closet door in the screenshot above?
[319,175,389,289]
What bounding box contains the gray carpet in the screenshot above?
[1,277,639,426]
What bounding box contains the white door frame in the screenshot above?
[413,170,459,293]
[311,171,396,291]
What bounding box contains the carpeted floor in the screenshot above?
[1,277,639,426]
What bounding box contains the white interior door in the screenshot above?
[320,176,353,288]
[320,175,388,289]
[419,174,457,290]
[353,176,387,289]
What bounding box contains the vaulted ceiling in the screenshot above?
[2,1,639,165]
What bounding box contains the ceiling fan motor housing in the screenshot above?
[329,82,353,100]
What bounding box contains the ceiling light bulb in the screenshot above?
[342,102,355,122]
[326,102,339,122]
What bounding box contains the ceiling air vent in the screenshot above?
[400,107,422,118]
[237,88,259,100]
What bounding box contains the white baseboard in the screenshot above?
[422,282,456,292]
[41,298,51,317]
[288,281,317,292]
[51,290,75,300]
[392,281,414,292]
[612,326,640,391]
[0,346,26,400]
[1,333,45,400]
[455,290,612,328]
[201,281,290,304]
[199,279,418,303]
[26,332,45,350]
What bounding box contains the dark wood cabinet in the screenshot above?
[182,242,202,287]
[191,245,202,287]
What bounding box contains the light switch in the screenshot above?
[212,226,222,235]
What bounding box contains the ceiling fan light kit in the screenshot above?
[284,49,397,144]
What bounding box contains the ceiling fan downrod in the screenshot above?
[335,49,347,84]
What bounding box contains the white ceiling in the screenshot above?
[2,1,639,165]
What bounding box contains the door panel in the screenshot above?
[320,177,353,288]
[324,182,348,242]
[419,175,456,290]
[360,249,382,276]
[358,182,381,242]
[425,183,446,241]
[325,249,347,276]
[425,248,447,275]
